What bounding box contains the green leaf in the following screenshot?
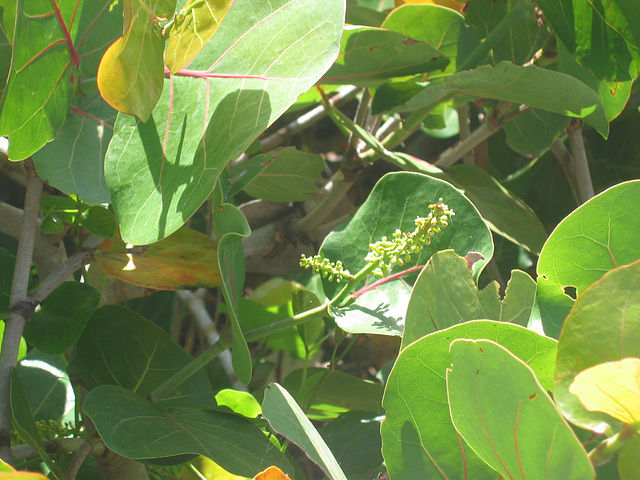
[213,204,252,385]
[382,4,479,77]
[106,0,345,244]
[84,385,290,476]
[554,260,640,433]
[241,148,325,202]
[97,0,168,121]
[0,322,27,360]
[448,165,548,254]
[388,61,609,137]
[262,383,347,480]
[165,0,235,74]
[71,305,214,409]
[33,93,116,204]
[619,434,640,480]
[320,26,449,85]
[11,372,68,480]
[16,350,75,423]
[403,250,536,348]
[536,180,640,337]
[502,108,570,156]
[23,282,100,355]
[214,389,261,418]
[319,411,383,476]
[447,339,594,480]
[382,320,557,480]
[79,205,117,238]
[538,0,640,82]
[320,172,493,336]
[465,0,545,65]
[0,0,118,160]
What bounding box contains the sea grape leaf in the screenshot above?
[322,172,493,337]
[215,389,261,418]
[619,435,640,480]
[382,4,479,76]
[262,383,347,480]
[387,61,609,137]
[393,0,465,12]
[33,93,116,204]
[0,0,118,160]
[0,1,14,101]
[241,148,325,202]
[447,339,595,480]
[554,260,640,433]
[213,204,252,385]
[11,372,67,479]
[382,320,557,480]
[448,164,548,255]
[165,0,235,73]
[71,305,214,410]
[538,0,640,82]
[319,411,383,477]
[23,282,100,355]
[537,180,640,337]
[253,466,290,480]
[84,385,291,476]
[569,358,640,427]
[95,226,221,290]
[97,0,168,122]
[320,26,449,85]
[16,351,75,424]
[403,250,536,348]
[465,0,545,66]
[502,108,569,156]
[106,0,345,245]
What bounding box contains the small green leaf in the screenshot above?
[447,339,594,480]
[502,108,570,156]
[214,389,261,418]
[262,383,347,480]
[79,205,117,238]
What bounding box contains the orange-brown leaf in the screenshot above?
[253,466,291,480]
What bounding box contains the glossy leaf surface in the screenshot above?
[554,260,640,432]
[95,227,221,290]
[84,385,290,476]
[447,339,594,480]
[262,383,347,480]
[106,0,345,244]
[382,320,557,480]
[537,180,640,337]
[166,0,235,73]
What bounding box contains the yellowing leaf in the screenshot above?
[569,358,640,426]
[165,0,235,73]
[95,227,221,290]
[97,0,166,121]
[0,473,49,479]
[394,0,465,13]
[253,466,291,480]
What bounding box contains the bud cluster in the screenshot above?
[299,255,354,282]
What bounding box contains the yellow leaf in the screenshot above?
[253,466,291,480]
[569,358,640,426]
[394,0,466,13]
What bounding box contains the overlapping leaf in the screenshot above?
[166,0,235,73]
[106,0,345,244]
[0,0,119,160]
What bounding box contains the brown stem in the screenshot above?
[0,159,43,464]
[566,119,595,204]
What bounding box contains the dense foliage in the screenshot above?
[1,0,640,479]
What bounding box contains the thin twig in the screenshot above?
[0,159,43,464]
[66,439,95,480]
[566,119,595,204]
[456,105,474,164]
[550,137,582,204]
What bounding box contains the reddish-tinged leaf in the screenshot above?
[253,466,291,480]
[97,0,169,121]
[95,227,221,290]
[166,0,235,74]
[0,0,115,160]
